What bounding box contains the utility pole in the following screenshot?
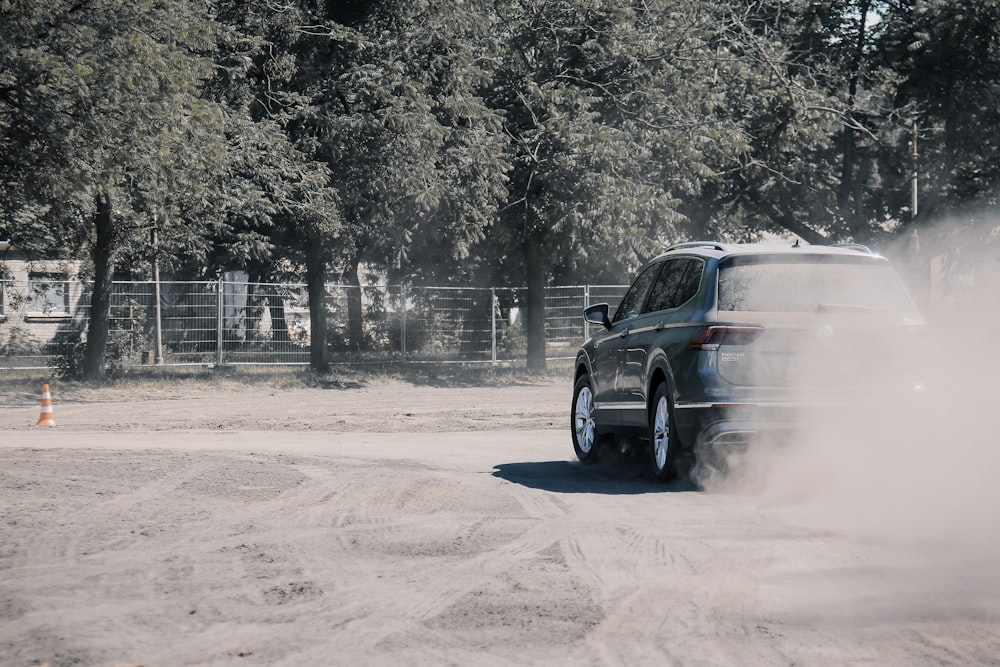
[911,118,918,220]
[151,222,163,365]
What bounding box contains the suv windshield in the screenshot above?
[718,255,921,318]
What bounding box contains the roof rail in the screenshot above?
[830,243,873,253]
[665,241,729,252]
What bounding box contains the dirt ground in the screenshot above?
[1,368,999,666]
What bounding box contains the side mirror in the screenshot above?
[584,303,612,330]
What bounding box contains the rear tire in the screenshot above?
[648,381,679,481]
[572,374,602,464]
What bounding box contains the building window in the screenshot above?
[28,273,70,315]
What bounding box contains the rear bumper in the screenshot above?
[674,402,803,449]
[675,381,926,450]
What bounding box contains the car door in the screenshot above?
[591,261,662,425]
[618,257,705,429]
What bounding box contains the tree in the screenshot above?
[0,0,227,381]
[877,0,1000,225]
[701,0,1000,248]
[206,0,342,371]
[668,1,850,245]
[482,0,752,371]
[746,0,897,241]
[306,0,508,350]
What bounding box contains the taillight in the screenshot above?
[688,325,765,351]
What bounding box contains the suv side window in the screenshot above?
[613,262,661,323]
[644,257,704,313]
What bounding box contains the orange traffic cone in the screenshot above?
[36,383,56,427]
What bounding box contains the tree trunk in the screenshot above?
[267,293,290,343]
[84,189,115,382]
[837,122,856,227]
[305,241,329,373]
[344,259,363,352]
[524,232,546,374]
[837,0,871,239]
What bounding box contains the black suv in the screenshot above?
[571,241,923,480]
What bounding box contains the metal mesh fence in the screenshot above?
[405,287,493,362]
[218,282,312,366]
[0,279,628,370]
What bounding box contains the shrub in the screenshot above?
[0,326,41,356]
[50,328,147,381]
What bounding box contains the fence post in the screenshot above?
[584,284,590,340]
[400,283,407,363]
[491,287,497,365]
[216,276,224,367]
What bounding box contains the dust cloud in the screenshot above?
[700,218,1000,613]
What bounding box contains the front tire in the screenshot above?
[572,374,602,464]
[648,382,679,481]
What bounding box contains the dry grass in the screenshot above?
[0,359,575,402]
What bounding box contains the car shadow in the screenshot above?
[492,450,698,495]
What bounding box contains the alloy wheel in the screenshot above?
[652,394,670,471]
[574,386,596,455]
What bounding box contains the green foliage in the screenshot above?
[0,327,40,357]
[0,0,233,380]
[407,305,462,360]
[305,0,508,283]
[480,0,758,284]
[876,0,1000,220]
[0,0,226,247]
[202,0,342,276]
[50,326,147,381]
[711,0,1000,243]
[2,283,27,312]
[362,281,392,351]
[2,0,999,375]
[498,321,527,360]
[49,330,87,380]
[110,297,151,359]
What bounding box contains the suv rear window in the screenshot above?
[718,255,920,318]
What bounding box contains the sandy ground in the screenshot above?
[1,371,999,666]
